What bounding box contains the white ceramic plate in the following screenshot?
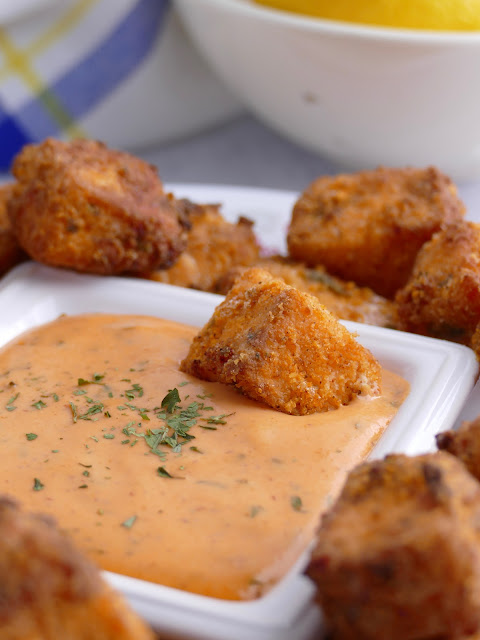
[0,184,477,640]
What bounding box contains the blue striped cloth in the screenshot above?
[0,0,170,170]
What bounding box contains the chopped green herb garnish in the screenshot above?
[125,383,144,400]
[69,402,78,423]
[25,433,38,441]
[202,412,235,425]
[32,400,47,410]
[33,478,44,491]
[157,466,173,478]
[78,373,105,386]
[78,403,104,420]
[121,515,137,528]
[291,495,303,512]
[161,388,180,413]
[6,393,19,411]
[103,433,115,439]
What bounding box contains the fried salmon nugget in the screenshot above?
[146,199,259,291]
[437,417,480,482]
[216,257,398,328]
[306,452,480,640]
[287,166,465,298]
[0,184,25,275]
[8,138,187,275]
[180,267,381,415]
[0,496,154,640]
[395,220,480,345]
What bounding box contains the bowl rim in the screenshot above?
[178,0,480,44]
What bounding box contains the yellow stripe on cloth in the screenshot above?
[28,0,99,59]
[0,28,86,138]
[0,0,99,80]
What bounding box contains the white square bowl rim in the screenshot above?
[0,260,477,639]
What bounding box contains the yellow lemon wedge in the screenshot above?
[253,0,480,31]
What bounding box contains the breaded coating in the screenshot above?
[180,267,381,415]
[287,166,465,298]
[7,138,187,275]
[306,452,480,640]
[395,220,480,345]
[145,199,259,290]
[0,496,154,640]
[216,256,398,328]
[0,184,25,275]
[436,417,480,482]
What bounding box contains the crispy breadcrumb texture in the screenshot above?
[180,267,381,415]
[0,496,154,640]
[0,184,25,275]
[287,166,465,298]
[216,256,398,328]
[436,417,480,482]
[7,138,187,275]
[395,220,480,345]
[306,452,480,640]
[145,199,259,290]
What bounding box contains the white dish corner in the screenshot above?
[0,184,478,640]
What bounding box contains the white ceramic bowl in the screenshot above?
[0,0,241,171]
[174,0,480,182]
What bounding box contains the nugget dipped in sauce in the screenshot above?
[0,183,25,275]
[7,138,187,275]
[180,267,381,415]
[396,220,480,346]
[216,256,398,328]
[0,496,154,640]
[437,417,480,482]
[306,452,480,640]
[287,166,465,298]
[145,198,259,291]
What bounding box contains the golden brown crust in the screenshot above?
[395,220,480,345]
[216,256,398,328]
[8,138,187,275]
[180,267,381,415]
[306,452,480,640]
[145,199,259,290]
[0,496,154,639]
[287,166,465,298]
[0,184,25,275]
[436,418,480,482]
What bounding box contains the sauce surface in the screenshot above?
[0,314,409,600]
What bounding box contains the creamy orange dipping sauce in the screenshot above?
[0,314,408,600]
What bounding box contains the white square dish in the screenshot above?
[0,260,477,640]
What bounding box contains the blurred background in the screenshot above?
[0,0,480,211]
